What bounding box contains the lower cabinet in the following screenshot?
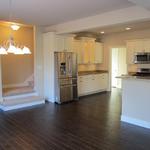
[78,73,108,96]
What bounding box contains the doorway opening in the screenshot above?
[0,22,35,97]
[111,47,127,89]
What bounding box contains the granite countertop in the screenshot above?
[78,70,108,76]
[117,75,150,80]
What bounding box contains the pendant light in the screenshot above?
[0,0,31,55]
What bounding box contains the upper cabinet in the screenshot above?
[55,35,64,51]
[95,42,103,64]
[126,39,150,64]
[55,35,74,52]
[55,36,103,64]
[73,40,83,64]
[73,38,103,64]
[64,36,74,52]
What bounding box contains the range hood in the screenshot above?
[74,32,102,42]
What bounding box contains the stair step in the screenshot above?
[0,96,45,111]
[3,92,38,100]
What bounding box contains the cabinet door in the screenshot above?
[73,40,83,64]
[88,41,95,64]
[64,37,74,52]
[55,36,65,51]
[78,75,92,95]
[100,73,108,90]
[82,41,90,64]
[78,76,85,96]
[95,42,103,63]
[93,74,101,91]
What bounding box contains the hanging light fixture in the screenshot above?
[0,47,8,55]
[0,0,31,55]
[11,24,20,31]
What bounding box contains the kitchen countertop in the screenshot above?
[78,70,108,76]
[117,75,150,80]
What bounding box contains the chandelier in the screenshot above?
[0,0,31,55]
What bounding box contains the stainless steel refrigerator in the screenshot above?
[54,52,78,104]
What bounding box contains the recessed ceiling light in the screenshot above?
[125,27,131,31]
[11,24,20,31]
[100,31,105,34]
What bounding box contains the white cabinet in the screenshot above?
[73,40,83,64]
[56,35,74,52]
[99,74,108,90]
[78,73,108,96]
[73,39,103,64]
[78,75,90,95]
[64,37,74,52]
[55,36,64,51]
[126,39,150,64]
[95,42,103,63]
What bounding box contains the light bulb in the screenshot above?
[100,31,105,34]
[14,48,24,55]
[125,27,131,31]
[11,24,20,31]
[7,44,17,53]
[0,47,8,55]
[22,46,31,54]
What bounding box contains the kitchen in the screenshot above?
[43,20,150,100]
[1,0,150,149]
[43,20,150,130]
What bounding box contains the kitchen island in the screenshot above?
[119,75,150,129]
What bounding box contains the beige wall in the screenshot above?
[0,25,34,87]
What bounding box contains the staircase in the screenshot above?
[0,92,45,111]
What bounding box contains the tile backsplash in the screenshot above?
[128,64,150,73]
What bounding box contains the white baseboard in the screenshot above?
[78,89,107,97]
[0,100,45,111]
[121,115,150,129]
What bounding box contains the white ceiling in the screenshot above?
[0,0,134,26]
[85,20,150,35]
[128,0,150,9]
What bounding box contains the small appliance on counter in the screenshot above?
[54,52,78,104]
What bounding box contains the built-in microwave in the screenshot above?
[134,52,150,64]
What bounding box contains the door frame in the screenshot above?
[108,45,128,91]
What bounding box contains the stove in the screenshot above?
[133,68,150,77]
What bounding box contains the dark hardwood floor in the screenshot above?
[0,88,150,150]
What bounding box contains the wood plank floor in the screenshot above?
[0,88,150,150]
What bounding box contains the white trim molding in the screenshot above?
[121,115,150,129]
[0,100,45,111]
